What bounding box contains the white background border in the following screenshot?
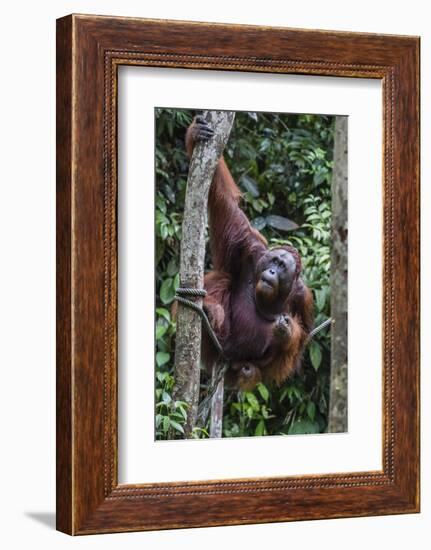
[118,67,382,484]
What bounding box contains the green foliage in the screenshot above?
[154,108,334,439]
[155,371,188,438]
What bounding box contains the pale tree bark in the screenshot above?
[173,111,235,438]
[209,362,225,438]
[328,115,348,433]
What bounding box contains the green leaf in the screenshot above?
[307,401,316,421]
[166,259,177,277]
[160,278,175,304]
[309,341,322,371]
[245,392,259,409]
[257,383,269,402]
[314,288,326,312]
[169,420,185,434]
[160,224,168,240]
[279,387,289,403]
[252,199,263,213]
[241,175,260,197]
[177,406,187,420]
[156,195,167,213]
[156,371,168,383]
[162,391,172,404]
[288,418,320,435]
[255,420,265,436]
[174,400,189,409]
[163,187,175,205]
[251,216,267,231]
[313,170,327,186]
[266,215,298,232]
[163,416,170,433]
[156,323,167,340]
[292,386,303,401]
[156,351,170,367]
[156,308,171,322]
[267,192,275,206]
[173,273,180,292]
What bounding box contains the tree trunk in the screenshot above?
[173,111,235,438]
[328,116,348,433]
[209,362,225,438]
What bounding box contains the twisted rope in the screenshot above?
[175,287,227,424]
[175,287,225,357]
[175,287,207,298]
[308,317,334,340]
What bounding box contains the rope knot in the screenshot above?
[174,287,224,357]
[176,287,207,298]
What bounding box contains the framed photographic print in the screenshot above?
[56,14,420,534]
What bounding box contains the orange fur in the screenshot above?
[185,117,314,390]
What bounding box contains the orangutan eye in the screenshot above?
[272,258,284,269]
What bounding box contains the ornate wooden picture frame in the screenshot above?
[56,14,420,535]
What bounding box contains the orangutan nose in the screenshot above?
[261,268,277,287]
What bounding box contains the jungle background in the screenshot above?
[155,108,335,440]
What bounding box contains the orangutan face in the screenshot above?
[255,248,298,316]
